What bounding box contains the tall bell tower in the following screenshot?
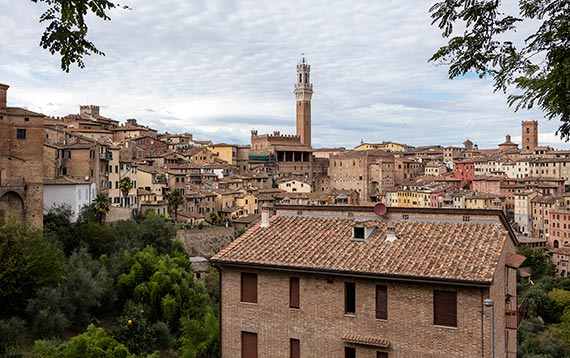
[294,56,313,148]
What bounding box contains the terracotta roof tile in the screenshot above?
[212,214,509,284]
[341,333,389,348]
[505,254,526,268]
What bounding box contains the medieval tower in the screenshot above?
[521,120,538,151]
[294,56,313,148]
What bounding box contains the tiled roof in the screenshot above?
[0,107,45,116]
[212,213,510,284]
[505,254,526,268]
[341,333,389,348]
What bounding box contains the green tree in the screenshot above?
[518,246,555,277]
[116,248,216,337]
[44,204,78,255]
[94,193,111,224]
[430,0,570,139]
[208,212,220,225]
[0,318,25,358]
[0,221,66,315]
[168,189,184,223]
[31,0,130,72]
[32,324,139,358]
[119,176,133,206]
[119,177,134,208]
[178,309,220,358]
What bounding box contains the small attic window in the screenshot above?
[354,227,365,239]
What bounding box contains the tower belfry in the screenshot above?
[294,56,313,148]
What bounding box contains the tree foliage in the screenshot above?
[168,189,184,223]
[31,0,129,72]
[119,176,134,207]
[116,247,219,355]
[0,221,66,315]
[0,318,25,358]
[519,246,556,277]
[430,0,570,139]
[94,193,111,224]
[32,324,138,358]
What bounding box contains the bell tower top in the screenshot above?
[294,55,313,102]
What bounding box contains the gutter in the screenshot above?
[209,260,492,288]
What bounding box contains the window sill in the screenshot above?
[375,318,387,322]
[433,324,457,330]
[240,301,258,305]
[344,313,356,318]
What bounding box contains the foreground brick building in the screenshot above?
[212,205,524,358]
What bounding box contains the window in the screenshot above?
[62,150,71,159]
[241,272,257,303]
[377,353,388,358]
[16,128,26,139]
[61,167,67,176]
[90,150,95,159]
[345,282,356,314]
[353,227,365,239]
[433,290,457,327]
[290,277,300,309]
[241,331,257,358]
[290,338,300,358]
[376,285,387,320]
[345,347,356,358]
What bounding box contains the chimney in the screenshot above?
[386,222,398,242]
[0,83,9,109]
[261,202,272,228]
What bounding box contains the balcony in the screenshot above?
[505,297,528,330]
[99,152,113,160]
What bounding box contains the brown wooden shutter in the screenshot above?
[433,290,457,327]
[290,338,300,358]
[290,277,300,308]
[241,272,257,303]
[345,347,356,358]
[241,331,258,358]
[376,285,387,320]
[377,352,388,358]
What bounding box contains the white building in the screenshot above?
[44,177,96,222]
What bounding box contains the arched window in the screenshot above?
[554,240,560,248]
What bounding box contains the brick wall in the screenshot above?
[220,267,500,358]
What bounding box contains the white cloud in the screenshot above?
[0,0,567,149]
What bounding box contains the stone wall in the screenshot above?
[106,207,132,222]
[177,226,235,258]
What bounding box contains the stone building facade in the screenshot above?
[0,84,45,226]
[329,150,395,201]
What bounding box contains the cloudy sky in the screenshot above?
[0,0,566,149]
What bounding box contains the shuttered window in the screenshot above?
[241,331,258,358]
[345,282,356,314]
[433,290,457,327]
[241,273,257,303]
[345,346,356,358]
[375,285,387,320]
[290,277,300,308]
[377,352,388,358]
[290,338,300,358]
